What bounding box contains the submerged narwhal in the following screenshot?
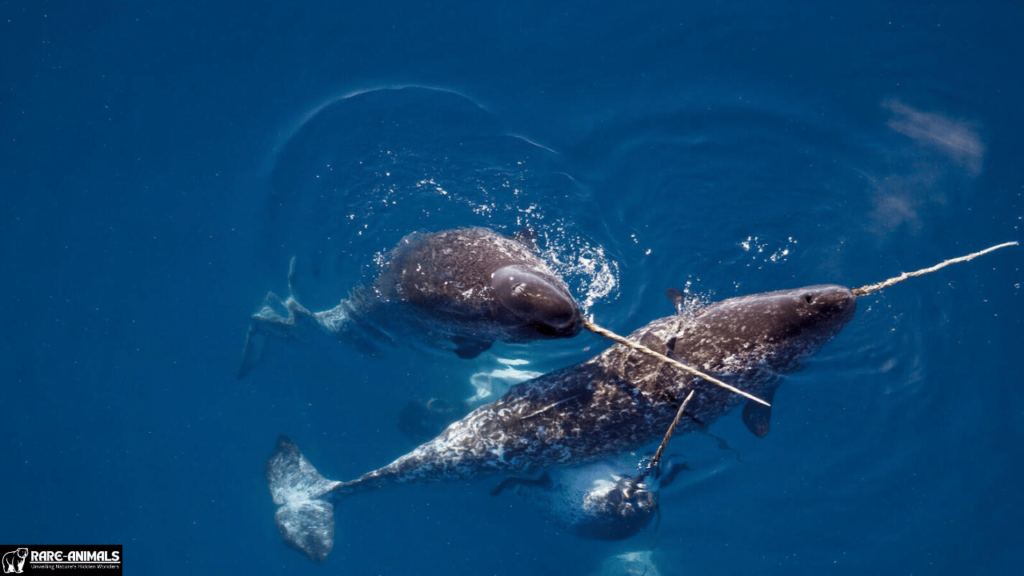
[268,284,858,560]
[488,454,691,542]
[238,227,583,377]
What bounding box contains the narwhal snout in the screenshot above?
[535,295,583,337]
[804,284,858,324]
[491,265,583,338]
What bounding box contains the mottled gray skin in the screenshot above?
[239,227,581,377]
[373,227,582,343]
[341,285,855,489]
[267,284,857,560]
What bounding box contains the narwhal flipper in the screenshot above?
[665,288,686,315]
[741,386,777,437]
[237,293,318,379]
[266,436,342,562]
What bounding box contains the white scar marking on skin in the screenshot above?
[520,394,583,421]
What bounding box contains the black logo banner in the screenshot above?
[0,546,121,573]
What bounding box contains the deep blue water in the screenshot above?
[3,1,1022,574]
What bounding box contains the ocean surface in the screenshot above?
[2,1,1022,574]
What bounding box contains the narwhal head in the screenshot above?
[683,284,857,375]
[568,475,659,541]
[490,265,583,339]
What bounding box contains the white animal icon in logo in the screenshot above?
[1,548,28,574]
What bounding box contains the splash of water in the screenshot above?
[535,222,621,313]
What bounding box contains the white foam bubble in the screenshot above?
[738,235,798,267]
[535,224,621,313]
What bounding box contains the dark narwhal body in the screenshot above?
[267,284,857,561]
[378,228,581,342]
[238,227,582,377]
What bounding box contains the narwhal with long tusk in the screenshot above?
[266,242,1016,561]
[240,226,765,406]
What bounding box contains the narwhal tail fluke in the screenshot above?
[237,293,318,379]
[266,436,344,562]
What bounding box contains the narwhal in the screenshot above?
[238,227,583,378]
[266,242,1016,561]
